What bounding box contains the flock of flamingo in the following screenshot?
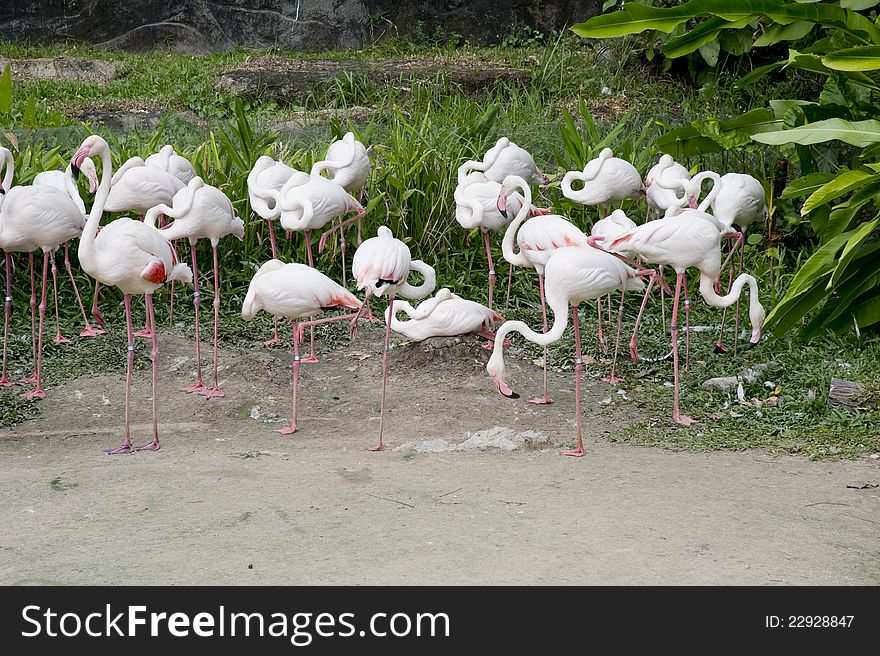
[0,131,767,457]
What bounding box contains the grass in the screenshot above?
[0,36,875,458]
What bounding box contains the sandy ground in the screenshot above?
[0,326,877,585]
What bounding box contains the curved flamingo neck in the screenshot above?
[311,134,357,177]
[500,176,533,269]
[0,148,14,197]
[81,142,114,262]
[397,260,437,300]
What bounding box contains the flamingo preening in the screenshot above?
[72,135,193,454]
[146,176,244,398]
[386,287,503,342]
[562,148,643,218]
[242,260,361,435]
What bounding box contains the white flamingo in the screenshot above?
[458,137,549,185]
[486,246,648,457]
[31,156,106,340]
[318,132,370,206]
[562,148,643,217]
[597,215,765,426]
[454,170,550,312]
[247,156,309,258]
[349,226,437,452]
[386,288,503,342]
[645,154,690,219]
[242,260,362,435]
[146,176,244,399]
[72,135,193,454]
[145,144,197,184]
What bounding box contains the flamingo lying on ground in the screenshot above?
[32,156,105,339]
[487,246,650,457]
[348,226,436,452]
[146,176,244,398]
[595,215,765,426]
[72,135,193,454]
[242,260,361,435]
[386,288,503,342]
[562,148,643,218]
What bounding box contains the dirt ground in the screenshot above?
[1,326,877,585]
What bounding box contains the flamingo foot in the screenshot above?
[53,334,71,344]
[560,446,585,458]
[528,396,554,405]
[136,441,160,451]
[301,355,319,364]
[92,309,106,329]
[182,382,207,394]
[713,342,729,355]
[674,414,696,427]
[367,443,388,452]
[134,329,153,339]
[20,374,39,384]
[104,444,134,455]
[200,386,226,399]
[275,426,297,435]
[602,375,621,384]
[79,326,106,337]
[0,377,11,387]
[24,388,46,400]
[263,335,283,347]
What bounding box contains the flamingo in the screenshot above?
[645,154,690,220]
[98,154,185,338]
[386,288,503,342]
[72,135,193,454]
[597,215,765,426]
[319,131,370,205]
[710,172,768,355]
[458,137,549,186]
[349,226,437,452]
[242,260,361,435]
[561,148,643,218]
[145,176,244,398]
[145,144,197,184]
[0,170,95,397]
[486,246,649,457]
[32,157,106,340]
[454,170,550,312]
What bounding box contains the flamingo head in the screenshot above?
[747,301,766,349]
[72,135,106,173]
[79,157,99,194]
[496,190,508,218]
[533,169,550,185]
[486,349,517,399]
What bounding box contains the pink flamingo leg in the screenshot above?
[659,265,667,335]
[628,274,657,363]
[683,278,691,373]
[596,297,607,352]
[369,295,395,452]
[137,293,160,451]
[267,218,278,259]
[340,225,348,288]
[64,243,104,337]
[504,262,513,311]
[715,232,744,354]
[482,229,496,313]
[183,243,206,394]
[106,294,135,454]
[733,243,744,357]
[304,230,314,268]
[201,244,226,398]
[318,210,365,253]
[603,287,627,384]
[134,296,152,338]
[0,253,12,386]
[671,272,695,426]
[275,319,301,435]
[24,253,49,399]
[90,281,105,330]
[49,253,70,344]
[529,273,554,405]
[20,252,38,384]
[300,230,319,363]
[561,304,586,457]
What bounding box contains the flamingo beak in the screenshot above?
[71,146,90,175]
[492,375,518,399]
[88,172,98,194]
[688,196,697,209]
[537,170,550,185]
[496,193,508,219]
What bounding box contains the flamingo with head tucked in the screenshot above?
[645,154,690,220]
[319,132,370,205]
[458,137,549,186]
[242,260,361,435]
[349,226,436,452]
[146,176,244,399]
[145,144,197,185]
[386,288,503,342]
[562,148,643,218]
[72,135,193,454]
[487,246,650,457]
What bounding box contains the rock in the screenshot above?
[397,426,548,453]
[702,363,774,392]
[702,376,739,392]
[1,1,602,53]
[827,378,874,409]
[0,57,121,84]
[217,58,529,104]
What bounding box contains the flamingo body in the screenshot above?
[562,148,643,207]
[387,288,503,342]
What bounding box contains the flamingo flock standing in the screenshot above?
[0,126,768,459]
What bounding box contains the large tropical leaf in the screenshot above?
[829,215,880,287]
[822,46,880,71]
[754,20,814,46]
[780,172,838,199]
[752,118,880,147]
[0,64,11,117]
[800,168,878,214]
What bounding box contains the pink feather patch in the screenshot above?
[141,260,166,284]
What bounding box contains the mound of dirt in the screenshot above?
[389,335,494,376]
